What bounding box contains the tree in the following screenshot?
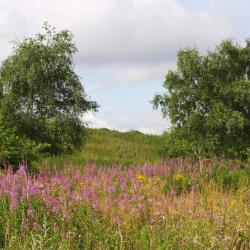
[0,23,98,154]
[153,40,250,159]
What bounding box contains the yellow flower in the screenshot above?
[175,173,184,181]
[137,175,146,181]
[155,177,161,182]
[147,177,152,185]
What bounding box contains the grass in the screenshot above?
[1,128,250,249]
[41,128,162,169]
[0,159,249,249]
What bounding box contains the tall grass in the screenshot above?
[0,158,249,249]
[41,128,162,169]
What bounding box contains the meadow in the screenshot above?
[1,16,250,250]
[41,128,162,169]
[0,129,249,249]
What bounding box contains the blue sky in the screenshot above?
[0,0,249,134]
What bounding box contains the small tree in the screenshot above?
[0,23,98,154]
[153,40,250,159]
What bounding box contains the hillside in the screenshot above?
[42,128,163,168]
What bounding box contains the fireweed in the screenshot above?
[0,158,249,249]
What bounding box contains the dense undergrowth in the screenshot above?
[0,158,249,249]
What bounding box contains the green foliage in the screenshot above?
[163,173,193,196]
[159,129,194,159]
[42,128,162,168]
[0,126,49,169]
[153,40,250,159]
[208,165,250,191]
[0,23,98,154]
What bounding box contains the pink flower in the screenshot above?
[82,188,92,201]
[105,184,115,194]
[92,200,99,210]
[171,188,177,196]
[120,182,126,191]
[27,208,34,217]
[9,189,19,210]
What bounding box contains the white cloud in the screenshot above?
[102,62,174,85]
[84,109,170,135]
[83,111,115,131]
[0,0,234,66]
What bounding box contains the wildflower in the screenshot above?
[130,195,137,202]
[105,184,116,194]
[175,173,184,181]
[27,184,40,197]
[9,189,19,210]
[120,182,126,191]
[155,177,161,183]
[147,176,152,185]
[32,222,41,230]
[82,188,91,201]
[171,187,177,196]
[132,180,140,190]
[92,200,99,210]
[136,175,146,181]
[138,203,146,209]
[46,196,61,213]
[27,208,34,217]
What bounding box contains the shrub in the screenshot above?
[0,126,49,169]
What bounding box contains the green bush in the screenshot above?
[0,126,49,169]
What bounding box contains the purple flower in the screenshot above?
[9,189,19,210]
[105,184,116,194]
[171,188,177,196]
[92,200,99,210]
[120,182,126,191]
[27,208,34,216]
[82,188,91,201]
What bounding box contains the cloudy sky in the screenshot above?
[0,0,249,134]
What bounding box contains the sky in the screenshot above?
[0,0,249,134]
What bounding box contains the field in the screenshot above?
[0,129,250,249]
[41,128,162,168]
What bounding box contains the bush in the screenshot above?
[0,126,49,169]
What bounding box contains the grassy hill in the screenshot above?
[2,128,250,249]
[42,128,163,168]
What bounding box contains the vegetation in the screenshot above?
[0,159,249,249]
[0,23,250,249]
[0,127,49,169]
[0,23,98,158]
[153,40,250,160]
[42,128,162,168]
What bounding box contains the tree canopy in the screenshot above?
[0,23,98,154]
[153,40,250,159]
